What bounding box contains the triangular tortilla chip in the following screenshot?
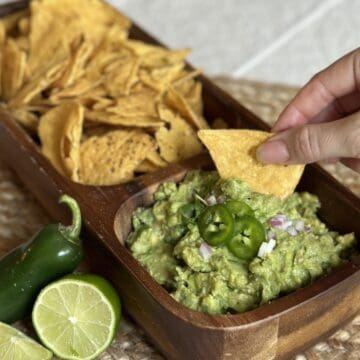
[60,103,84,181]
[106,89,159,118]
[135,159,160,173]
[0,9,28,34]
[198,129,304,198]
[165,85,208,130]
[104,54,139,97]
[85,110,164,128]
[11,107,39,131]
[139,62,185,93]
[1,39,27,100]
[79,130,155,185]
[155,105,203,163]
[53,37,94,89]
[9,44,69,108]
[38,102,84,180]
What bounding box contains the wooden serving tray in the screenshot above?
[1,1,360,359]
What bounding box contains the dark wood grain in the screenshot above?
[0,2,359,359]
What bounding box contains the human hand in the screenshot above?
[256,48,360,173]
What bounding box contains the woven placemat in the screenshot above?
[0,77,359,360]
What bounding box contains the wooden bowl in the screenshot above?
[0,2,359,359]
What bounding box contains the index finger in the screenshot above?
[273,48,360,132]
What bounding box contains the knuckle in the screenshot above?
[293,126,320,162]
[348,117,360,158]
[353,50,360,92]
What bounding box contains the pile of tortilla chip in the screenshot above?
[0,0,208,185]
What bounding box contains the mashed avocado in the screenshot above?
[127,171,356,315]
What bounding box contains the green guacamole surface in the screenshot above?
[127,171,356,315]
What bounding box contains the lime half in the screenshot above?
[0,322,52,360]
[32,274,121,360]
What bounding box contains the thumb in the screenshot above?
[257,112,360,164]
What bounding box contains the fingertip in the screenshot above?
[256,140,290,164]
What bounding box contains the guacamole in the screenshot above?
[127,171,356,315]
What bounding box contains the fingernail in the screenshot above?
[256,140,290,164]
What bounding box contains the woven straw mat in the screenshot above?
[1,77,359,360]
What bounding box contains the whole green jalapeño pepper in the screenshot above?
[198,204,234,246]
[0,195,82,324]
[227,215,265,260]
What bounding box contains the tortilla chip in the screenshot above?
[54,37,94,89]
[79,130,155,185]
[18,16,30,36]
[165,85,208,130]
[14,36,29,53]
[38,102,84,180]
[11,108,39,131]
[155,105,203,163]
[198,129,304,198]
[147,148,168,167]
[104,54,140,97]
[85,110,164,128]
[1,39,27,101]
[92,98,115,110]
[172,69,201,87]
[60,103,84,181]
[186,81,203,115]
[134,147,167,173]
[0,9,28,35]
[27,104,53,115]
[135,159,159,173]
[0,22,5,46]
[124,40,189,68]
[50,75,101,102]
[106,89,159,118]
[9,44,69,108]
[139,62,185,92]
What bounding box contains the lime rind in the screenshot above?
[0,322,52,360]
[32,275,120,360]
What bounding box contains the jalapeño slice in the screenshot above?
[225,200,254,218]
[227,215,265,260]
[198,204,234,246]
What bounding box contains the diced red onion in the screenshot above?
[287,226,298,236]
[269,214,286,226]
[267,238,276,252]
[217,195,225,204]
[270,219,283,227]
[282,220,293,230]
[206,195,217,206]
[269,214,292,230]
[294,220,304,232]
[258,239,277,259]
[199,242,213,261]
[270,215,306,235]
[257,242,268,259]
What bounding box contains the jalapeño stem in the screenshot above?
[59,194,82,243]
